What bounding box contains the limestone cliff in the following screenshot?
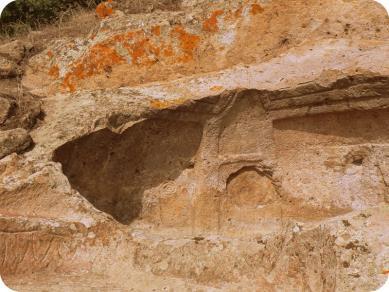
[0,0,388,291]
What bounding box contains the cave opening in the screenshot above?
[53,118,204,224]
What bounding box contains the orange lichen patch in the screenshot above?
[123,36,162,65]
[62,44,125,92]
[111,31,137,43]
[60,22,202,91]
[63,75,76,92]
[127,39,148,64]
[47,50,54,58]
[103,30,164,66]
[162,45,174,57]
[172,26,200,62]
[105,32,132,44]
[61,28,170,91]
[210,85,224,91]
[48,64,60,78]
[96,1,113,19]
[251,3,264,15]
[151,25,161,36]
[383,270,389,275]
[203,10,224,32]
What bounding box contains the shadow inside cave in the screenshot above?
[53,118,203,224]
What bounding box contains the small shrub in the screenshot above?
[0,0,103,35]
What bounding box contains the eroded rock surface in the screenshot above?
[0,128,32,158]
[0,0,388,291]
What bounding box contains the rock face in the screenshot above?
[0,0,389,291]
[23,0,389,95]
[0,128,32,159]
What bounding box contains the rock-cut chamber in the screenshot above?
[53,118,203,224]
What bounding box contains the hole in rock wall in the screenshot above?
[220,166,278,227]
[226,167,276,207]
[53,118,203,224]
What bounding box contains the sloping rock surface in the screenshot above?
[0,0,388,291]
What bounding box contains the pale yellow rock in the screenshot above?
[0,0,388,291]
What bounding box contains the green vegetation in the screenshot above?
[0,0,102,35]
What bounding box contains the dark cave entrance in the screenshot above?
[53,118,203,224]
